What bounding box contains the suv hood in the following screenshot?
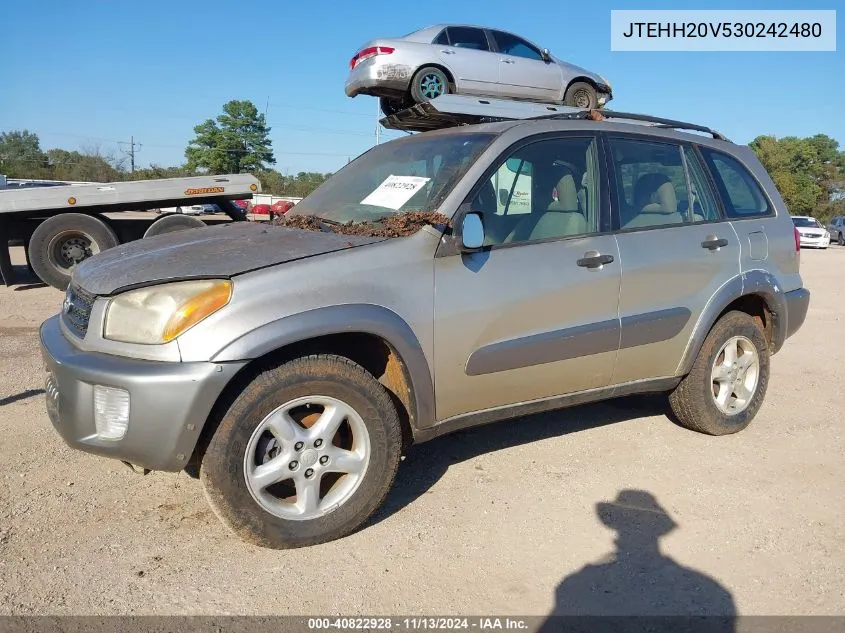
[72,221,385,295]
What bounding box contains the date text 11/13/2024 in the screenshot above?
[307,617,529,630]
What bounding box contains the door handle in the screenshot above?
[501,59,515,64]
[440,49,455,54]
[701,236,728,250]
[577,251,614,269]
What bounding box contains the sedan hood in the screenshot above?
[72,221,385,295]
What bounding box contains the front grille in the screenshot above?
[62,283,96,339]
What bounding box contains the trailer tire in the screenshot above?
[27,213,119,291]
[143,214,207,238]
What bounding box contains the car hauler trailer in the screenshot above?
[0,173,261,290]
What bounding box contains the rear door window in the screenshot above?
[699,148,773,218]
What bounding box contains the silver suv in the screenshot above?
[40,107,810,549]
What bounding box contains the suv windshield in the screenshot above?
[289,132,495,224]
[791,217,820,228]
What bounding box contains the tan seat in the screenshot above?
[504,173,587,243]
[623,173,685,228]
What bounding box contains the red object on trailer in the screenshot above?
[251,204,271,215]
[271,200,295,215]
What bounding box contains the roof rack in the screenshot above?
[379,95,729,141]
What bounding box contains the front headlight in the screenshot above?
[103,279,232,344]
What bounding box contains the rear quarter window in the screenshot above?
[699,147,773,218]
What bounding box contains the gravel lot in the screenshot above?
[0,245,843,617]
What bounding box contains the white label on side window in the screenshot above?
[360,175,430,210]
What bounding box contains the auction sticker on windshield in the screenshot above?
[361,175,430,210]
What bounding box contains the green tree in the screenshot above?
[0,130,49,178]
[185,100,275,174]
[749,133,845,223]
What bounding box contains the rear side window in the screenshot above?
[700,148,772,218]
[446,27,490,51]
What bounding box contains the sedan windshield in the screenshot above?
[791,217,821,228]
[288,132,495,224]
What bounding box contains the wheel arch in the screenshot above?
[565,76,600,94]
[189,305,435,472]
[676,271,788,376]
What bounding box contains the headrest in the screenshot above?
[547,173,579,212]
[635,174,677,214]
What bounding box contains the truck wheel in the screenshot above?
[564,81,598,109]
[27,213,119,291]
[200,354,402,548]
[668,310,770,436]
[410,66,450,103]
[838,232,844,246]
[143,214,206,237]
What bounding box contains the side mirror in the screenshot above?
[461,212,485,251]
[542,48,551,62]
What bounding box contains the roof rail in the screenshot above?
[531,109,730,141]
[379,95,730,141]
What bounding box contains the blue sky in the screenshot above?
[1,0,841,174]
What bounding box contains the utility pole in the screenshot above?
[119,136,141,173]
[375,99,381,145]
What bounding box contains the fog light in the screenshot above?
[93,385,130,440]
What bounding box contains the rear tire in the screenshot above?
[143,213,206,238]
[27,213,119,290]
[838,232,844,246]
[564,81,598,109]
[200,354,402,549]
[668,311,770,436]
[410,66,450,104]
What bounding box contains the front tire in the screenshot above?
[564,81,598,109]
[200,354,402,548]
[668,311,770,436]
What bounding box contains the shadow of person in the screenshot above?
[539,490,735,633]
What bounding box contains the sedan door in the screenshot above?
[433,134,620,422]
[434,26,500,96]
[489,30,562,102]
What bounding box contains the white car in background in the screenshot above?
[792,215,829,249]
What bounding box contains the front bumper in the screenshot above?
[40,315,246,472]
[784,287,810,340]
[345,57,414,98]
[798,234,829,248]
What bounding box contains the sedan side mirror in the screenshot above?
[542,48,551,62]
[461,212,485,251]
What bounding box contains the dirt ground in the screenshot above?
[0,245,843,617]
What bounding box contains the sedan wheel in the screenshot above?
[410,66,450,104]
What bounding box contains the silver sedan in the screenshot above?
[345,24,613,116]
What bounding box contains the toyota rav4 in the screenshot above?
[40,107,810,549]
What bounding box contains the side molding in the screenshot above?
[210,304,436,430]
